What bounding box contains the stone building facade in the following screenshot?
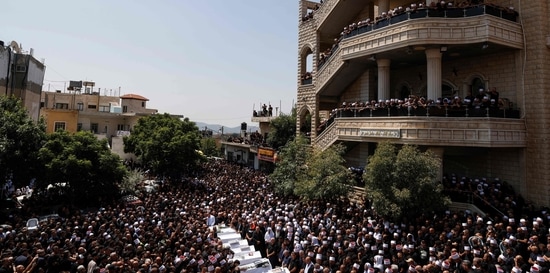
[297,0,549,206]
[40,84,159,160]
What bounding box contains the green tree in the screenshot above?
[266,109,297,150]
[0,95,46,188]
[363,142,450,220]
[37,131,127,205]
[296,143,354,200]
[270,136,353,200]
[200,137,219,157]
[119,169,144,195]
[269,135,309,196]
[123,114,202,180]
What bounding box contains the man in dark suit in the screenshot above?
[303,256,314,273]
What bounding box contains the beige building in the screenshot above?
[297,0,549,206]
[40,81,158,160]
[222,112,279,171]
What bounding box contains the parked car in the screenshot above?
[26,218,39,231]
[39,214,60,224]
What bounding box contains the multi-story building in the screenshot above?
[297,0,549,206]
[40,81,159,160]
[0,41,46,121]
[222,105,279,171]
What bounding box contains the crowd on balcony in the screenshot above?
[316,88,515,134]
[316,0,518,70]
[1,158,549,273]
[253,104,274,118]
[302,72,314,85]
[339,0,520,39]
[226,131,266,147]
[302,2,323,22]
[318,38,341,69]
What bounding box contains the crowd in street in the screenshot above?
[0,160,549,273]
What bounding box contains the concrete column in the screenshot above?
[377,59,391,101]
[378,0,390,14]
[425,48,442,100]
[427,147,445,182]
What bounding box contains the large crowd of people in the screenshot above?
[0,159,548,273]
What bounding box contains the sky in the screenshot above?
[1,1,299,128]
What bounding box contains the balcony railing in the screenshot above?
[312,0,338,29]
[334,106,520,119]
[315,45,343,90]
[313,117,338,149]
[342,5,518,40]
[317,106,521,135]
[313,115,526,151]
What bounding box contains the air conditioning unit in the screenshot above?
[15,65,26,72]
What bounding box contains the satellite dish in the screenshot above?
[9,41,21,54]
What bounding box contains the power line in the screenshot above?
[44,79,68,82]
[45,63,69,80]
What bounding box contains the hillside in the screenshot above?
[194,122,259,135]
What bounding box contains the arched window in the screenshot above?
[300,111,312,138]
[300,47,313,85]
[442,83,454,99]
[400,85,410,100]
[471,77,485,94]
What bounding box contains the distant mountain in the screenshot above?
[194,122,259,135]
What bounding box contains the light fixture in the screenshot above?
[407,46,413,55]
[440,46,448,52]
[368,55,376,61]
[482,42,489,50]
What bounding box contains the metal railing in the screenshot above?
[342,4,518,40]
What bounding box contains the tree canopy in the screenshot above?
[270,135,354,200]
[269,135,309,196]
[0,95,46,189]
[295,143,354,200]
[363,142,450,220]
[200,137,220,157]
[266,109,297,150]
[123,114,202,180]
[37,130,127,205]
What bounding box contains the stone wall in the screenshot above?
[518,1,550,206]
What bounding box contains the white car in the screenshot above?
[26,218,39,231]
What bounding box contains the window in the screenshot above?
[54,122,66,132]
[55,103,69,109]
[99,105,110,112]
[88,104,97,109]
[442,84,454,99]
[77,103,84,111]
[141,101,146,107]
[117,124,125,131]
[122,106,128,113]
[90,123,98,134]
[15,65,26,72]
[77,123,82,131]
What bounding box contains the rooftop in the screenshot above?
[120,94,149,101]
